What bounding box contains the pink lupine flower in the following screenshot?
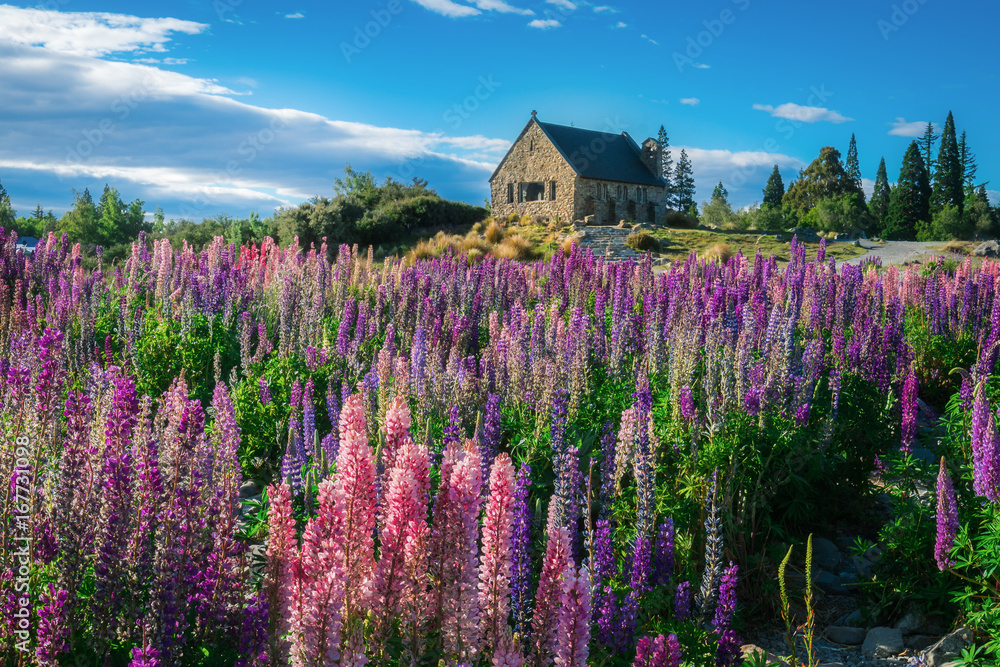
[440,440,484,662]
[531,503,573,667]
[493,633,526,667]
[382,394,412,472]
[290,480,345,666]
[555,565,591,667]
[334,394,376,660]
[367,440,430,651]
[900,368,918,453]
[934,457,960,570]
[264,482,298,661]
[479,453,515,653]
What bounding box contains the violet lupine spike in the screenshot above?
[712,561,739,631]
[598,420,617,521]
[510,462,533,637]
[634,633,682,667]
[716,629,743,667]
[258,377,271,406]
[900,368,919,454]
[235,593,269,667]
[34,584,69,666]
[971,381,998,500]
[934,457,960,570]
[654,518,675,587]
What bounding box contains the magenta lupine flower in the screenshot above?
[34,584,69,666]
[679,385,695,422]
[530,503,572,667]
[367,440,430,648]
[634,633,682,667]
[713,562,738,630]
[970,380,993,498]
[674,581,692,621]
[900,368,918,453]
[128,644,161,667]
[259,377,271,406]
[492,636,526,666]
[934,457,960,570]
[555,565,591,667]
[716,629,743,667]
[479,453,515,652]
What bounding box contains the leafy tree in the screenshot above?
[58,188,99,244]
[656,125,675,208]
[919,121,938,183]
[153,207,166,233]
[673,150,696,212]
[0,179,15,229]
[884,141,930,240]
[868,157,891,237]
[802,194,866,234]
[762,165,784,208]
[845,133,865,205]
[964,196,994,239]
[333,165,380,210]
[917,203,969,241]
[701,184,736,228]
[782,146,863,218]
[931,111,963,216]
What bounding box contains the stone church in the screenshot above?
[489,112,670,225]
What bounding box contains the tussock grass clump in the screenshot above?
[562,237,578,257]
[665,210,699,229]
[942,240,973,255]
[485,220,506,245]
[493,234,537,261]
[702,242,733,265]
[625,231,660,253]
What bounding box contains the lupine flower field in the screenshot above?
[1,229,999,666]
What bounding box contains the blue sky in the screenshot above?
[0,0,996,220]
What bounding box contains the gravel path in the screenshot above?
[841,240,944,266]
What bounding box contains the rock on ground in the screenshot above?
[826,625,867,645]
[862,627,904,659]
[923,627,972,667]
[973,240,1000,257]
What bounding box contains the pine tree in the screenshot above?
[958,131,978,193]
[868,157,891,236]
[919,122,938,183]
[58,188,99,245]
[931,111,963,215]
[762,165,785,208]
[674,150,696,213]
[711,181,729,204]
[0,179,14,229]
[977,184,991,206]
[33,204,44,220]
[656,125,675,208]
[884,141,930,240]
[845,134,865,206]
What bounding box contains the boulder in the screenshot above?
[740,644,786,666]
[812,537,842,571]
[826,625,867,645]
[973,240,1000,257]
[862,626,904,659]
[924,627,973,667]
[906,635,938,652]
[239,480,261,498]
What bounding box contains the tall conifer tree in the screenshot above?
[932,111,963,215]
[869,157,891,236]
[919,122,938,184]
[845,134,865,205]
[656,125,675,208]
[885,141,930,240]
[762,165,784,208]
[673,150,696,213]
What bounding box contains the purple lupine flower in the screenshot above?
[258,377,271,406]
[235,592,269,667]
[934,457,959,570]
[679,385,695,422]
[716,629,742,667]
[35,584,69,665]
[592,519,623,649]
[302,378,316,454]
[443,403,462,449]
[128,644,161,667]
[712,562,738,630]
[599,420,617,521]
[654,519,675,586]
[511,462,533,635]
[482,393,502,467]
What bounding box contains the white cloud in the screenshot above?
[0,12,508,219]
[752,103,853,124]
[547,0,577,9]
[0,5,207,57]
[888,117,928,137]
[471,0,534,14]
[680,97,699,106]
[612,21,627,28]
[528,18,561,28]
[677,146,805,209]
[593,6,619,13]
[693,63,710,69]
[285,12,304,19]
[861,177,875,200]
[410,0,481,18]
[133,57,189,65]
[640,34,658,45]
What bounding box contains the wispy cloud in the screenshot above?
[593,6,619,13]
[133,57,189,65]
[678,146,806,207]
[752,102,853,124]
[693,63,710,69]
[528,18,561,29]
[410,0,481,18]
[471,0,534,14]
[284,12,304,19]
[888,117,928,137]
[680,97,700,106]
[640,34,658,45]
[612,21,627,28]
[0,5,206,57]
[547,0,577,9]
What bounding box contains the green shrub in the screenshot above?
[625,231,661,252]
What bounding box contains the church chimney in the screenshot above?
[640,138,662,178]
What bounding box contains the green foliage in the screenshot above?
[783,146,864,218]
[801,193,867,234]
[674,149,696,212]
[700,194,737,229]
[869,157,892,237]
[0,179,14,229]
[917,203,971,241]
[625,230,661,252]
[845,134,865,206]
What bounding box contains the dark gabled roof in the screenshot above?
[537,121,668,187]
[489,116,668,188]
